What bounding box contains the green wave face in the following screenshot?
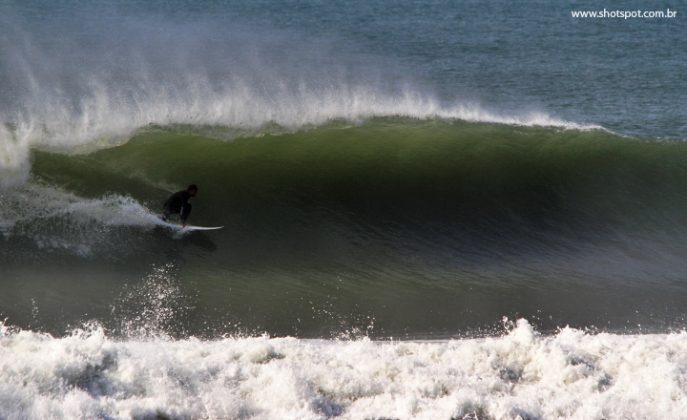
[33,119,687,232]
[8,119,687,337]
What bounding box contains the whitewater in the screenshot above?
[2,319,687,420]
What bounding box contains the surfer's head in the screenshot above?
[187,184,198,197]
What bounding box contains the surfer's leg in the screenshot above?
[162,202,181,221]
[180,204,192,223]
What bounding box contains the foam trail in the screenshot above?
[0,319,685,419]
[0,183,168,255]
[1,184,162,229]
[0,11,600,186]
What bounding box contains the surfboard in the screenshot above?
[155,218,223,232]
[180,225,224,231]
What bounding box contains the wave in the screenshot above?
[29,118,687,231]
[5,118,687,265]
[1,318,686,419]
[0,7,599,186]
[2,119,684,295]
[3,119,687,341]
[0,99,598,187]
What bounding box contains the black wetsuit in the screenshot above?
[163,190,193,223]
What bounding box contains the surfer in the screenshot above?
[162,184,198,227]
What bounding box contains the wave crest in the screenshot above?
[0,12,599,185]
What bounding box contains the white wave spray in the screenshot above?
[0,183,171,255]
[0,8,599,186]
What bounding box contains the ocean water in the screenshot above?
[1,1,686,418]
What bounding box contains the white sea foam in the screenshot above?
[0,318,685,420]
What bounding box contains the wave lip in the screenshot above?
[0,89,601,188]
[1,319,686,419]
[425,103,602,130]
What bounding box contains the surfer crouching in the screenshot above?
[162,184,198,227]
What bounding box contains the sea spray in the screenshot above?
[0,8,596,184]
[2,318,687,419]
[0,183,167,255]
